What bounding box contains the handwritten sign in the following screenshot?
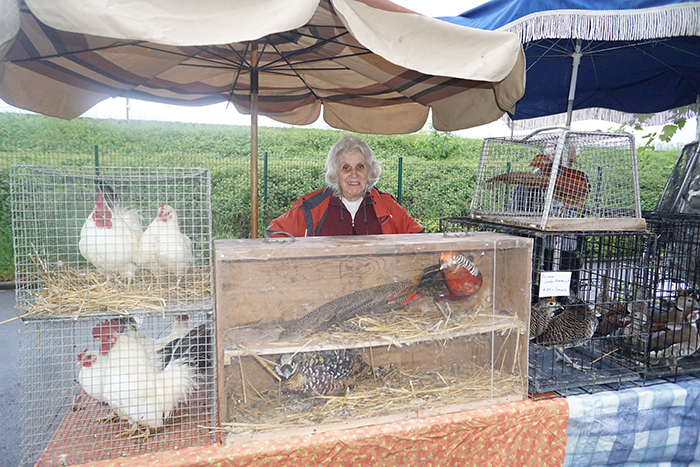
[539,271,572,297]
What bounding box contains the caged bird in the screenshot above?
[139,204,194,279]
[79,183,143,282]
[649,305,700,360]
[388,251,483,313]
[530,297,561,341]
[536,302,598,370]
[274,349,372,397]
[485,152,591,216]
[91,318,211,436]
[77,349,108,406]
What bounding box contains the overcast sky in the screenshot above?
[1,0,696,145]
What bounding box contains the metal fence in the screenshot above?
[0,144,477,249]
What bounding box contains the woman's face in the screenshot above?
[337,150,368,201]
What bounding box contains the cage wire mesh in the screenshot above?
[10,165,213,319]
[643,211,700,378]
[441,217,651,395]
[19,312,217,466]
[655,140,700,214]
[470,128,643,231]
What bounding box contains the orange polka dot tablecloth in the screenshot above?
[74,397,569,467]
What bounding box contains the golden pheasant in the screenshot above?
[388,251,483,309]
[485,153,591,216]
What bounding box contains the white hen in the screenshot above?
[140,204,193,279]
[77,349,108,404]
[93,319,206,433]
[79,189,142,282]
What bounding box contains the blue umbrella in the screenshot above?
[440,0,700,129]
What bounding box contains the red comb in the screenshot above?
[92,319,124,340]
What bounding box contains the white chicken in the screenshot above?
[92,319,209,435]
[139,204,194,279]
[79,186,142,282]
[121,315,193,368]
[77,349,107,404]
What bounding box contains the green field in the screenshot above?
[0,113,681,281]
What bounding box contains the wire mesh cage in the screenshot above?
[643,211,700,378]
[655,140,700,214]
[470,128,645,232]
[441,217,651,395]
[19,312,217,466]
[10,165,213,319]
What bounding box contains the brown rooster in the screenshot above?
[486,153,591,216]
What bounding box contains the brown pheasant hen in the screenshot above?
[486,153,591,216]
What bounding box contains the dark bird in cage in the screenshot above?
[278,280,412,339]
[530,297,561,341]
[139,203,194,279]
[485,152,591,216]
[388,251,483,314]
[79,185,143,283]
[274,349,372,397]
[537,302,599,370]
[280,251,482,340]
[91,318,211,436]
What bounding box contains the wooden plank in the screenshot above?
[544,217,647,231]
[468,214,646,232]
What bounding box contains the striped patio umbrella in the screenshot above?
[0,0,526,237]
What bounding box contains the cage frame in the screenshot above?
[441,216,652,395]
[470,127,645,232]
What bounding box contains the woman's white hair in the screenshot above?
[325,135,381,198]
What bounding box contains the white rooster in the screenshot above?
[140,204,194,279]
[79,185,142,282]
[92,319,210,435]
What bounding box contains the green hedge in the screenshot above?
[0,113,681,281]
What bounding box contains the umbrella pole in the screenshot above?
[565,39,582,128]
[250,42,259,238]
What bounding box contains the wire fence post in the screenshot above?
[397,156,403,205]
[263,151,269,220]
[94,145,99,175]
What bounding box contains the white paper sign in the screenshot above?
[539,271,572,297]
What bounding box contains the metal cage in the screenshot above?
[19,313,217,466]
[10,165,213,319]
[644,211,700,378]
[655,140,700,214]
[11,165,217,465]
[470,128,644,232]
[441,217,651,395]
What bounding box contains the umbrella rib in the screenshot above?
[8,40,147,63]
[257,29,371,72]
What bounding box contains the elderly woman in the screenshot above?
[266,135,423,237]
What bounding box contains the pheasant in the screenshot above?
[537,303,598,370]
[486,153,591,216]
[274,349,371,397]
[529,297,561,341]
[388,251,483,313]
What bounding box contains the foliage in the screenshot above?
[0,112,682,281]
[616,107,694,154]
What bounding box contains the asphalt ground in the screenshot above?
[0,289,20,466]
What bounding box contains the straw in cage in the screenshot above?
[16,251,211,319]
[224,356,524,436]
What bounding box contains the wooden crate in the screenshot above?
[215,232,532,445]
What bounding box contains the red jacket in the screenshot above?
[266,187,424,237]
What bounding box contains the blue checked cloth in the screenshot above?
[564,378,700,466]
